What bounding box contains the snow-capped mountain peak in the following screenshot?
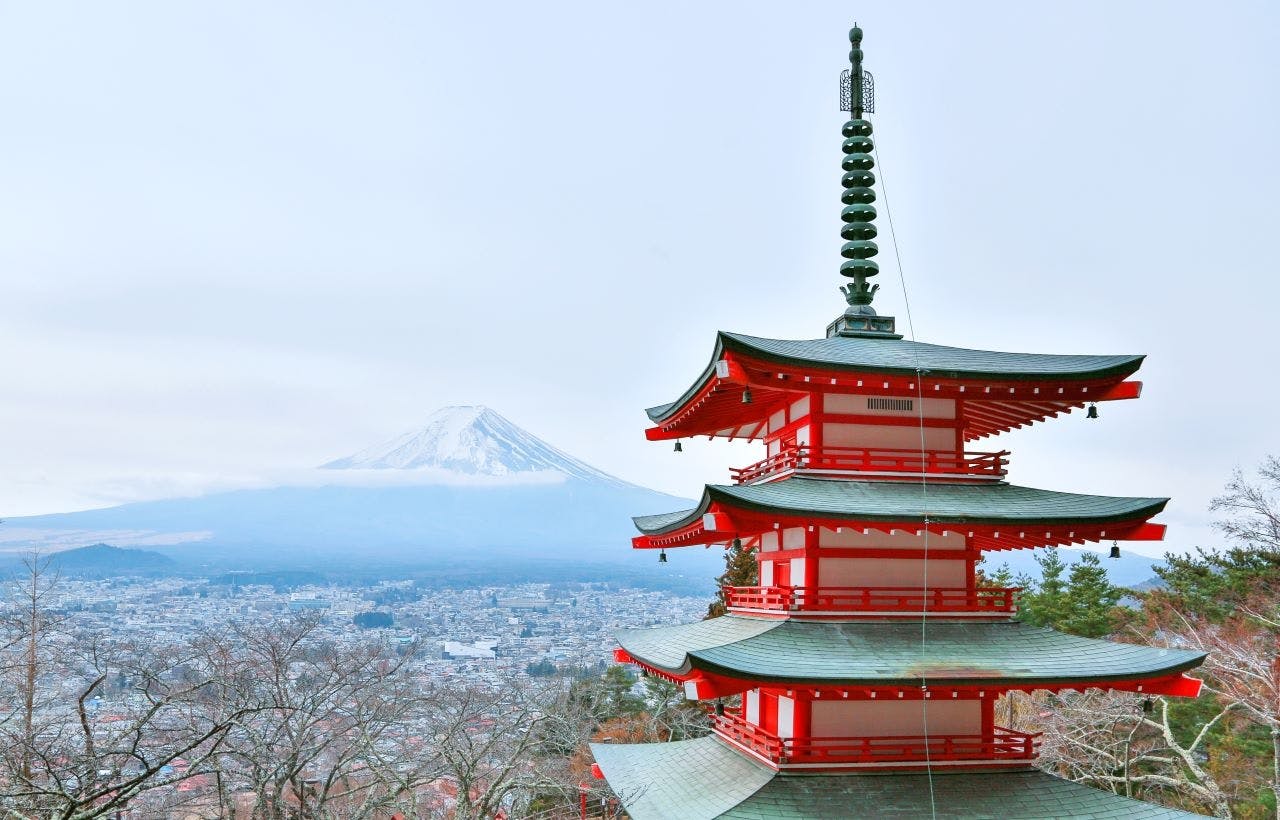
[320,406,621,483]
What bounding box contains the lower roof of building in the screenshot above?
[633,478,1168,535]
[591,734,1206,819]
[616,616,1204,687]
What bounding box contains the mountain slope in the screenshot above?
[46,543,174,574]
[1,407,713,579]
[321,406,621,483]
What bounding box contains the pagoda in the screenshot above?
[590,26,1209,820]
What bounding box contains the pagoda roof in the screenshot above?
[634,478,1168,536]
[614,616,1204,688]
[591,735,1206,819]
[646,331,1144,424]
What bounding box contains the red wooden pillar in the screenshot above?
[793,691,813,743]
[803,527,820,592]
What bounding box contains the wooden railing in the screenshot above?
[712,711,1040,765]
[723,585,1019,614]
[730,445,1009,484]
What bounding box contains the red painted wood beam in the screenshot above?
[612,659,1205,702]
[764,547,979,561]
[1098,381,1143,401]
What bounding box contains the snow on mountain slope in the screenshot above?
[320,406,623,484]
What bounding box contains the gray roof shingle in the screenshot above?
[616,617,1205,685]
[591,735,1207,819]
[633,479,1168,534]
[647,332,1144,422]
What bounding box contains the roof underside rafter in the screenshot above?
[645,334,1145,443]
[609,618,1205,700]
[630,480,1168,551]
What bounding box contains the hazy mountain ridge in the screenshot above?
[1,407,717,580]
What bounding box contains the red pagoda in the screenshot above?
[590,26,1208,820]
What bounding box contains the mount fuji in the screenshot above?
[1,408,719,585]
[321,406,621,483]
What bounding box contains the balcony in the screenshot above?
[730,445,1009,485]
[723,585,1019,615]
[713,711,1041,768]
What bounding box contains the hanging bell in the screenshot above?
[674,440,683,453]
[741,388,753,404]
[658,550,668,564]
[1086,403,1099,419]
[714,700,726,716]
[1109,542,1121,559]
[1142,697,1154,714]
[732,537,742,550]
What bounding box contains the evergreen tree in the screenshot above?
[1058,551,1125,638]
[705,540,758,619]
[1017,547,1069,629]
[1017,548,1124,638]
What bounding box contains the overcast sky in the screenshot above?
[1,1,1276,557]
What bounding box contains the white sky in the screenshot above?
[1,2,1276,557]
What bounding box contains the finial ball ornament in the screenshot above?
[849,26,863,43]
[849,48,863,63]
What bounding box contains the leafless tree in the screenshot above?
[1031,688,1232,818]
[0,555,255,819]
[196,614,444,820]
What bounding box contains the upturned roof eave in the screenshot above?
[613,618,1207,689]
[632,482,1170,537]
[644,331,1147,424]
[678,651,1209,689]
[615,632,1207,691]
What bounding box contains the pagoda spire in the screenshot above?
[827,25,900,339]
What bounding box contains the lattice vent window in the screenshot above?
[867,397,913,412]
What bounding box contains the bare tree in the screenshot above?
[1032,689,1233,818]
[0,554,67,783]
[0,556,256,819]
[197,614,443,820]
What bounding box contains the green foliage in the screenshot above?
[1016,548,1124,638]
[352,610,393,629]
[705,541,759,619]
[975,560,1014,589]
[525,659,557,677]
[1155,544,1280,620]
[569,665,646,719]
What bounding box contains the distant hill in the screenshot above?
[37,543,175,575]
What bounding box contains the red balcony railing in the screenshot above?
[712,711,1040,766]
[730,445,1009,485]
[723,585,1019,614]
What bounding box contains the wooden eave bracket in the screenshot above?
[1097,380,1143,402]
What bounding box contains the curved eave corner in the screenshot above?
[643,331,1148,441]
[611,618,1206,700]
[630,482,1169,551]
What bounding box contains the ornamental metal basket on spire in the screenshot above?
[827,25,901,340]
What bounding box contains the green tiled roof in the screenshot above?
[633,478,1168,534]
[591,735,1206,819]
[616,617,1205,686]
[646,331,1144,422]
